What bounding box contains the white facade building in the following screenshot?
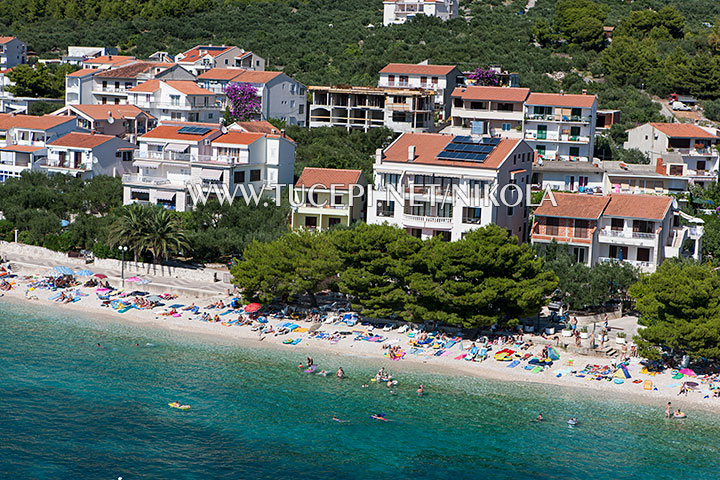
[309,85,435,133]
[62,47,118,65]
[197,68,307,126]
[127,80,221,123]
[378,62,461,119]
[65,68,98,105]
[367,132,534,242]
[523,92,597,162]
[88,62,195,106]
[123,123,295,211]
[383,0,459,26]
[41,132,136,179]
[175,45,265,76]
[450,86,529,138]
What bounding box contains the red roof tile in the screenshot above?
[295,167,363,190]
[526,92,596,108]
[0,114,76,131]
[128,79,213,95]
[83,55,136,65]
[63,104,153,121]
[451,86,529,103]
[0,37,19,44]
[380,63,458,76]
[0,144,45,153]
[67,68,98,77]
[604,194,672,220]
[533,192,610,219]
[649,123,717,139]
[49,132,115,149]
[211,132,264,146]
[178,45,234,63]
[94,62,174,79]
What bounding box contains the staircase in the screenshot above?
[595,345,619,358]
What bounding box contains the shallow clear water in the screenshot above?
[0,300,718,479]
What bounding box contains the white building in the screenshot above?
[127,80,221,123]
[531,160,605,193]
[383,0,459,26]
[175,45,265,76]
[532,192,703,272]
[62,47,118,65]
[378,62,461,119]
[65,68,98,105]
[89,62,195,106]
[309,85,435,133]
[624,123,719,188]
[367,132,534,242]
[123,122,295,211]
[51,104,156,143]
[81,55,137,71]
[0,114,78,181]
[197,68,307,126]
[450,86,529,138]
[0,37,26,70]
[41,132,136,179]
[523,92,597,162]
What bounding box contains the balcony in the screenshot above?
[524,113,592,124]
[599,228,656,242]
[524,132,590,143]
[598,257,654,270]
[122,173,171,186]
[675,147,717,156]
[93,86,130,94]
[404,214,453,226]
[135,149,195,162]
[134,101,222,110]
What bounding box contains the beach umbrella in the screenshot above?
[96,288,110,293]
[94,273,108,279]
[75,269,94,276]
[46,270,63,277]
[685,381,699,389]
[146,295,162,303]
[244,302,261,313]
[679,368,696,376]
[53,266,75,276]
[125,277,143,283]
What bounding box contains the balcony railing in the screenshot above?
[524,113,592,123]
[132,101,221,110]
[122,173,171,185]
[676,147,716,156]
[598,257,653,269]
[599,228,656,240]
[135,149,195,162]
[404,214,453,224]
[94,86,130,93]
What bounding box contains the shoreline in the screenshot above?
[3,269,719,415]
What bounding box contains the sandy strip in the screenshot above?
[2,268,719,415]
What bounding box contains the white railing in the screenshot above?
[599,228,656,240]
[404,214,453,224]
[122,173,171,185]
[134,149,194,162]
[598,257,653,269]
[524,113,592,123]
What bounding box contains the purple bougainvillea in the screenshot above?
[467,67,500,86]
[224,82,261,121]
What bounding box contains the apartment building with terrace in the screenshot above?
[88,62,195,106]
[127,80,221,123]
[0,37,26,70]
[308,85,435,133]
[367,132,534,242]
[383,0,458,26]
[523,92,597,162]
[291,167,367,231]
[624,123,718,188]
[449,86,529,138]
[123,123,295,211]
[197,68,307,126]
[81,55,136,70]
[532,192,703,272]
[378,63,461,119]
[41,131,136,179]
[51,104,156,143]
[175,45,265,76]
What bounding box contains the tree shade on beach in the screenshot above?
[630,260,720,361]
[232,224,558,328]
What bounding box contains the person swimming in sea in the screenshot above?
[336,367,345,378]
[371,413,389,421]
[417,385,424,397]
[536,413,544,422]
[332,415,346,422]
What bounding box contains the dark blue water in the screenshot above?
[1,300,718,479]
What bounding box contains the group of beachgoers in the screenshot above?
[665,402,687,419]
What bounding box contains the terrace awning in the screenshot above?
[155,191,176,201]
[165,143,189,153]
[200,169,223,180]
[133,161,158,168]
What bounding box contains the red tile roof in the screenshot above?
[526,92,596,108]
[67,68,98,77]
[63,104,153,121]
[178,45,234,63]
[197,68,247,81]
[649,123,717,139]
[604,194,672,220]
[83,55,136,65]
[533,192,610,219]
[380,63,458,76]
[231,121,279,134]
[211,132,264,146]
[0,114,76,131]
[128,79,213,95]
[451,86,529,103]
[382,133,519,169]
[49,132,116,149]
[141,125,219,142]
[94,62,174,79]
[197,68,283,84]
[295,167,363,190]
[0,145,45,153]
[0,37,19,44]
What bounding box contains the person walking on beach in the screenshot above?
[679,383,688,396]
[570,317,577,331]
[665,402,672,418]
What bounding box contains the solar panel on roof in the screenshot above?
[178,126,211,135]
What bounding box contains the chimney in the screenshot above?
[375,148,383,164]
[408,145,416,162]
[108,55,112,60]
[582,89,587,95]
[280,128,286,138]
[90,130,95,135]
[656,158,665,175]
[271,128,277,134]
[560,90,564,96]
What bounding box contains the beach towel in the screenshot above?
[507,360,520,368]
[454,353,467,360]
[643,380,653,390]
[530,366,543,373]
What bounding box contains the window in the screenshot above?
[101,97,107,104]
[574,219,588,238]
[399,76,408,85]
[570,126,581,140]
[507,206,513,216]
[611,218,624,231]
[537,125,547,140]
[406,201,431,216]
[437,204,453,218]
[420,76,427,85]
[409,228,422,238]
[334,195,343,206]
[545,217,559,236]
[328,217,341,227]
[224,59,228,65]
[377,200,395,217]
[697,160,706,171]
[388,75,395,84]
[380,173,400,188]
[432,77,438,85]
[502,123,511,131]
[609,245,629,260]
[453,98,463,107]
[470,101,486,110]
[208,113,214,119]
[669,165,683,176]
[170,95,180,106]
[633,220,654,234]
[462,207,482,224]
[121,151,133,162]
[299,104,304,114]
[496,102,514,112]
[637,248,650,262]
[569,146,580,157]
[234,171,245,183]
[304,216,317,228]
[572,247,586,264]
[250,169,261,181]
[434,231,451,242]
[564,175,575,191]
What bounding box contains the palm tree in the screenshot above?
[142,207,190,262]
[108,203,147,261]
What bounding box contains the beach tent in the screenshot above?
[613,364,631,379]
[679,368,696,377]
[75,269,94,276]
[53,266,75,276]
[547,347,560,361]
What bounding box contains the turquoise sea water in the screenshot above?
[1,300,719,479]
